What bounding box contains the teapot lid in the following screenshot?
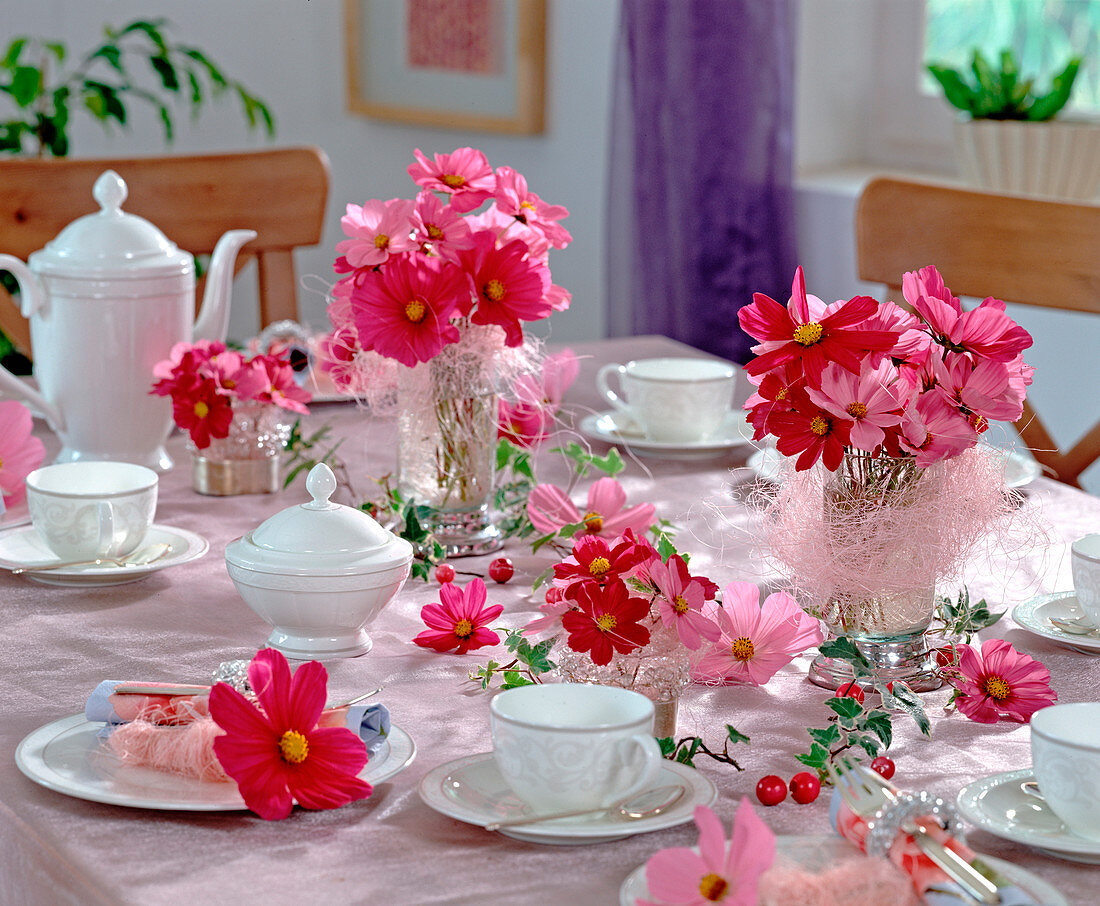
[31,170,192,278]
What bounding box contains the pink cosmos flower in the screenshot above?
[693,582,824,686]
[649,555,721,650]
[493,166,572,249]
[411,190,476,263]
[523,586,572,636]
[527,477,656,538]
[807,361,904,453]
[766,391,852,471]
[407,147,495,213]
[414,578,503,654]
[0,401,45,506]
[738,267,898,386]
[949,638,1056,723]
[335,198,417,269]
[459,231,551,346]
[902,266,1033,363]
[932,352,1026,424]
[900,391,978,467]
[233,356,311,414]
[348,255,468,367]
[641,800,776,906]
[512,348,580,411]
[561,578,651,666]
[497,398,548,447]
[863,300,932,366]
[209,648,371,821]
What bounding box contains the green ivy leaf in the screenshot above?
[657,737,676,757]
[826,696,863,721]
[795,743,830,771]
[725,725,750,745]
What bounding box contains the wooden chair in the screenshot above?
[856,176,1100,487]
[0,146,330,356]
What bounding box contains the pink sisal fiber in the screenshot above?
[108,715,230,783]
[758,855,919,906]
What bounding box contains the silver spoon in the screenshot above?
[484,783,686,830]
[11,542,172,574]
[1048,614,1100,636]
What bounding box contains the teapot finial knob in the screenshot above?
[93,170,128,214]
[303,463,338,510]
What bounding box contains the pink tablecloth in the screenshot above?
[2,336,1098,905]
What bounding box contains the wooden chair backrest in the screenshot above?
[0,146,330,355]
[856,176,1100,486]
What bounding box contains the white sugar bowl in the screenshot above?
[225,463,413,658]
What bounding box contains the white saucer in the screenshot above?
[418,752,716,844]
[746,447,788,483]
[16,713,415,811]
[619,833,1065,905]
[1012,592,1100,654]
[0,499,30,531]
[579,410,754,460]
[1000,448,1042,488]
[0,524,209,587]
[957,768,1100,863]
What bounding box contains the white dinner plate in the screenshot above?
[418,752,716,844]
[1012,592,1100,655]
[0,524,208,587]
[579,410,754,460]
[618,834,1065,905]
[956,768,1100,864]
[15,713,415,811]
[0,499,30,531]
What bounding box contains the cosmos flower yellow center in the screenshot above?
[673,595,690,614]
[810,415,830,436]
[484,279,506,302]
[453,619,474,639]
[441,174,466,188]
[596,614,618,632]
[426,224,444,240]
[793,322,824,346]
[520,200,536,211]
[193,401,210,419]
[279,730,309,764]
[583,511,604,533]
[846,401,868,419]
[699,873,729,901]
[405,299,427,323]
[776,387,788,401]
[731,637,755,661]
[983,675,1011,701]
[374,233,389,250]
[589,557,611,577]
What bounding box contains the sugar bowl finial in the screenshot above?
[303,463,338,510]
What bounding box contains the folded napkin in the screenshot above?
[830,789,1041,906]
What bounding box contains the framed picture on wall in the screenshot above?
[344,0,546,134]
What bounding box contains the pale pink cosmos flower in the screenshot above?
[899,390,978,467]
[335,198,417,269]
[527,477,655,538]
[949,638,1056,723]
[411,190,475,263]
[493,166,572,249]
[641,800,775,906]
[649,554,721,650]
[0,401,45,506]
[693,582,823,686]
[807,360,904,452]
[863,299,933,366]
[932,352,1027,424]
[407,147,495,213]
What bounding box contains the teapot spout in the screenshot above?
[193,229,257,342]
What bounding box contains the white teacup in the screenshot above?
[490,683,664,814]
[597,357,736,443]
[1031,702,1100,841]
[26,462,158,561]
[1071,534,1100,625]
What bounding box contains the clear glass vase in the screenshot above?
[189,401,291,496]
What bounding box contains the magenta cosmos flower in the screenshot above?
[693,582,823,686]
[0,401,45,506]
[407,147,495,213]
[642,800,776,906]
[554,533,651,589]
[806,360,905,453]
[348,255,468,367]
[561,578,651,666]
[949,638,1056,723]
[765,391,852,471]
[459,231,551,346]
[414,578,503,654]
[335,198,417,270]
[527,477,655,539]
[899,390,978,467]
[649,554,721,650]
[209,648,371,821]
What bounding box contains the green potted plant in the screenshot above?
[926,48,1100,199]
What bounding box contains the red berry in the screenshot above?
[935,644,959,669]
[488,557,514,584]
[755,775,787,807]
[434,563,456,584]
[789,771,821,805]
[835,681,865,704]
[871,756,896,780]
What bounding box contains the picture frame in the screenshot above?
[344,0,546,134]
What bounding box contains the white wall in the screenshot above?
[2,0,618,343]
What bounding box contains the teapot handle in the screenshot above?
[0,254,46,318]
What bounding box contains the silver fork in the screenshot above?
[828,757,1002,905]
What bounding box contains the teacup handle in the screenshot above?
[596,363,633,416]
[95,501,116,558]
[604,733,664,809]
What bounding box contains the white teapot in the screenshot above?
[0,170,255,470]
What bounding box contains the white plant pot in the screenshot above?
[953,118,1100,201]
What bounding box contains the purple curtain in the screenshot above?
[606,0,797,365]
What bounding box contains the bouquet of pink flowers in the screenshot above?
[739,265,1033,471]
[151,340,310,449]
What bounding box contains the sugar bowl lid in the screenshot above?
[225,464,413,576]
